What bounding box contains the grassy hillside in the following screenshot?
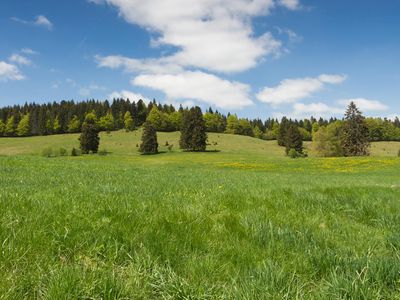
[0,132,400,298]
[0,130,399,157]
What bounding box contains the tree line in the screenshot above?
[79,106,207,155]
[0,98,399,143]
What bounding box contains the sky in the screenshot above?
[0,0,399,120]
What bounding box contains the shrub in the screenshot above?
[288,148,301,159]
[398,149,400,157]
[59,147,67,156]
[79,112,100,154]
[42,147,54,158]
[71,147,80,156]
[167,144,174,152]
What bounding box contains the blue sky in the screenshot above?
[0,0,399,119]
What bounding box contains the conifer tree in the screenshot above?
[341,101,370,156]
[285,124,303,155]
[0,119,5,136]
[180,106,207,152]
[5,116,16,136]
[124,111,134,131]
[16,113,31,137]
[278,117,291,146]
[79,112,100,154]
[139,121,158,154]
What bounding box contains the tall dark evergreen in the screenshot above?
[341,101,370,156]
[180,106,207,152]
[277,117,291,146]
[79,112,100,154]
[285,124,303,155]
[139,121,158,154]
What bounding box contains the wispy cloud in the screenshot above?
[11,15,53,30]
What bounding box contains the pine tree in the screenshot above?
[5,116,16,136]
[0,119,5,136]
[180,106,207,152]
[124,111,134,131]
[285,124,303,155]
[139,121,158,154]
[278,117,291,146]
[79,112,100,154]
[341,101,370,156]
[16,113,31,136]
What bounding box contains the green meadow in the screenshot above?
[1,131,400,299]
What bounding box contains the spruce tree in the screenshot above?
[79,112,100,154]
[278,117,291,146]
[16,113,31,137]
[285,124,303,155]
[341,102,370,156]
[180,106,207,152]
[124,111,134,131]
[0,119,5,136]
[139,121,158,154]
[5,116,16,136]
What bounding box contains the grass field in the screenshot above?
[1,131,400,299]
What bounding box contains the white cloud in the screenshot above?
[79,84,106,96]
[132,71,252,109]
[108,90,150,102]
[256,74,347,106]
[0,61,24,81]
[91,0,293,73]
[338,98,389,112]
[318,74,347,84]
[34,15,53,30]
[9,54,32,66]
[278,0,300,10]
[96,55,183,74]
[21,48,39,55]
[11,15,53,30]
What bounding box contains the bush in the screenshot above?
[167,144,174,152]
[288,148,301,158]
[398,149,400,157]
[59,147,67,156]
[42,147,54,158]
[71,147,80,156]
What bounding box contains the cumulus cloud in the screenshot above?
[9,54,32,66]
[108,90,150,102]
[0,61,24,81]
[34,15,53,30]
[132,71,253,109]
[91,0,294,73]
[338,98,389,112]
[273,97,390,120]
[256,74,347,106]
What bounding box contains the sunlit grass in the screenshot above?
[0,131,399,298]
